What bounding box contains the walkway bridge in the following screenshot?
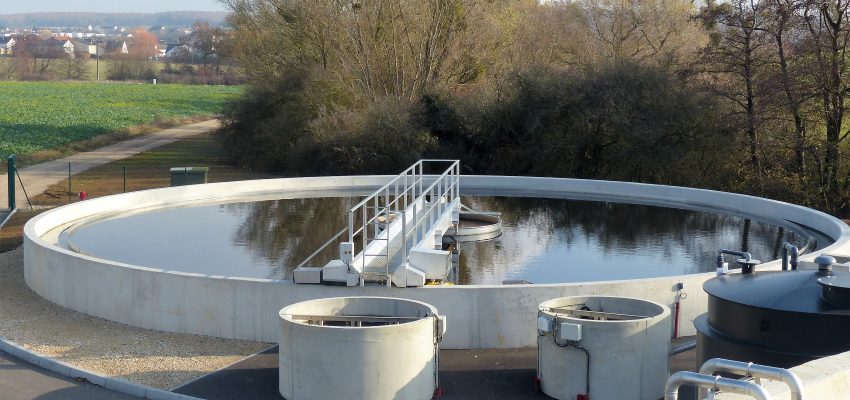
[293,160,462,287]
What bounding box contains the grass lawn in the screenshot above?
[0,81,241,158]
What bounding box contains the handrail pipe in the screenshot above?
[698,358,804,400]
[665,371,772,400]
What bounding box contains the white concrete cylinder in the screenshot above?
[537,295,671,400]
[279,296,441,400]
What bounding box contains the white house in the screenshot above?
[63,40,75,58]
[88,43,105,57]
[0,37,15,55]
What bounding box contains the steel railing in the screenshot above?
[348,160,460,286]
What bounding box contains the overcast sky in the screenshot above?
[1,0,227,14]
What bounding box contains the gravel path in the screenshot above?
[0,246,272,390]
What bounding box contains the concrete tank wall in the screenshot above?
[279,297,439,400]
[538,296,671,400]
[22,176,850,349]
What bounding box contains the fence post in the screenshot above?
[68,162,72,203]
[123,165,126,193]
[8,155,15,211]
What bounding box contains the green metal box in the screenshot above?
[170,167,209,186]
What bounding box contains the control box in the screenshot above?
[537,316,553,332]
[340,242,354,262]
[559,322,582,341]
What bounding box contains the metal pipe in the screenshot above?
[699,359,803,400]
[665,371,773,400]
[717,249,753,273]
[673,301,680,339]
[782,243,799,271]
[670,340,696,355]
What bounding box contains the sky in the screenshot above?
[1,0,227,14]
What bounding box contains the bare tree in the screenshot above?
[698,0,773,169]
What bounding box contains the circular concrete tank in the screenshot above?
[279,296,444,400]
[537,295,671,400]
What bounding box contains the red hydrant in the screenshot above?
[78,191,86,200]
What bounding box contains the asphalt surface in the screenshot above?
[175,337,698,400]
[0,350,139,400]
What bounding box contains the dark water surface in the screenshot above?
[65,196,826,284]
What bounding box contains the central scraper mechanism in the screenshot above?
[292,160,500,287]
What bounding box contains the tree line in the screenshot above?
[0,21,239,83]
[200,0,850,217]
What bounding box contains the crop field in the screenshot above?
[0,81,241,158]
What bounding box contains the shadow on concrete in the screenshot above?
[0,350,138,400]
[174,346,282,400]
[175,337,699,400]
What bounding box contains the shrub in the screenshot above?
[19,73,56,82]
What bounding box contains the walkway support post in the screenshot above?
[8,155,15,211]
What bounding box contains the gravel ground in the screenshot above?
[0,246,272,390]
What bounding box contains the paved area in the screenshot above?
[0,350,138,400]
[3,119,219,209]
[175,337,698,400]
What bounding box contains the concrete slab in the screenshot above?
[174,337,699,400]
[0,350,140,400]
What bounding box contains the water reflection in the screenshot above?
[454,196,811,284]
[66,195,821,284]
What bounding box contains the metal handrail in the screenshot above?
[294,227,348,270]
[665,371,772,400]
[347,160,460,285]
[699,359,803,400]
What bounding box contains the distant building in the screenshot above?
[0,37,15,55]
[63,40,75,58]
[88,42,106,57]
[165,44,191,58]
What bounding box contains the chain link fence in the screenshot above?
[6,156,262,213]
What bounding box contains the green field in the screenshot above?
[0,81,241,158]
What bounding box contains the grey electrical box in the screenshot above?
[559,322,582,341]
[170,167,209,186]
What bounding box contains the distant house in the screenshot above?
[0,37,15,55]
[121,41,128,54]
[88,42,106,57]
[59,40,75,58]
[165,44,191,58]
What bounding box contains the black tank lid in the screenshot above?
[703,269,850,315]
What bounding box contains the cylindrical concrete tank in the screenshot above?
[537,295,671,400]
[279,296,445,400]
